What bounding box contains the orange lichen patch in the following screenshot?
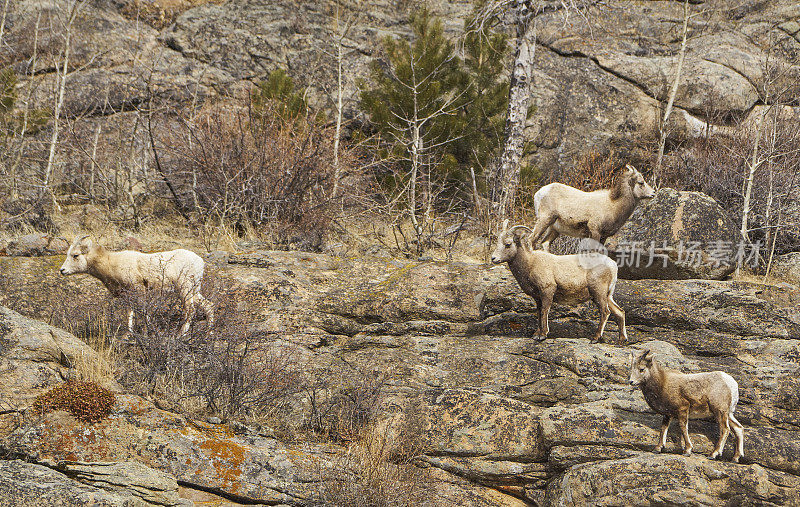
[32,381,116,422]
[198,436,247,491]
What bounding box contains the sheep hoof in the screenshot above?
[733,455,741,463]
[709,452,720,460]
[653,446,662,453]
[683,450,692,457]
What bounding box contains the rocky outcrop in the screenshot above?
[0,460,137,507]
[2,249,800,504]
[605,189,743,280]
[56,461,183,506]
[771,252,800,287]
[5,0,798,177]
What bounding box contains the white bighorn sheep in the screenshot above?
[59,236,214,336]
[530,164,655,251]
[628,349,744,462]
[490,219,626,342]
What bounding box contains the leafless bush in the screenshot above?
[157,100,349,250]
[115,273,306,420]
[557,149,626,192]
[659,109,800,256]
[305,365,387,443]
[311,423,433,507]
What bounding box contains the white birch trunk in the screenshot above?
[655,0,690,184]
[489,0,535,220]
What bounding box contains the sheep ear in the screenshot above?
[501,218,509,232]
[78,235,92,254]
[625,164,637,175]
[643,350,654,363]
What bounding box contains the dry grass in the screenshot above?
[65,312,120,386]
[312,422,432,507]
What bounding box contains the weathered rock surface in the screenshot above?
[3,249,800,504]
[56,461,183,506]
[2,233,69,257]
[0,305,117,410]
[5,0,799,177]
[0,459,137,507]
[605,189,742,280]
[772,252,800,287]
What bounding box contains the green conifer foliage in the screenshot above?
[360,6,509,198]
[252,68,310,122]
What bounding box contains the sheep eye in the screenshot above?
[639,367,645,372]
[72,254,79,259]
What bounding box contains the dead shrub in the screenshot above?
[32,381,116,423]
[557,149,627,192]
[158,100,349,250]
[114,273,306,421]
[305,366,387,444]
[658,110,800,255]
[312,423,433,507]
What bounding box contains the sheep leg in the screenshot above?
[179,297,197,337]
[539,228,559,253]
[197,294,215,329]
[593,298,611,343]
[729,414,744,463]
[537,290,554,339]
[530,214,557,249]
[655,415,671,453]
[127,309,135,334]
[609,296,627,342]
[532,296,544,338]
[710,411,730,460]
[678,410,693,456]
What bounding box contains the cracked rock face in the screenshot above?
[2,249,800,504]
[5,0,798,175]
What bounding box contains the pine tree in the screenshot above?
[252,68,310,123]
[360,6,509,197]
[455,7,510,180]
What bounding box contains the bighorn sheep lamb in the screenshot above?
[59,236,214,336]
[491,219,626,342]
[629,349,744,462]
[531,164,655,251]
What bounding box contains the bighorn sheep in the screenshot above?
[59,236,214,336]
[628,349,744,462]
[531,164,655,251]
[491,220,626,342]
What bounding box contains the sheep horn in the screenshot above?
[76,234,91,244]
[509,225,533,234]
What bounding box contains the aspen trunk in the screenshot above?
[488,0,535,220]
[654,0,690,185]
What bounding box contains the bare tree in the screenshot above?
[483,0,537,220]
[44,0,85,207]
[654,0,692,185]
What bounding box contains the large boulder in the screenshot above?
[605,189,743,280]
[771,252,800,287]
[544,454,800,506]
[0,460,136,507]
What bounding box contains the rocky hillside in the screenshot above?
[4,0,799,174]
[2,249,800,505]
